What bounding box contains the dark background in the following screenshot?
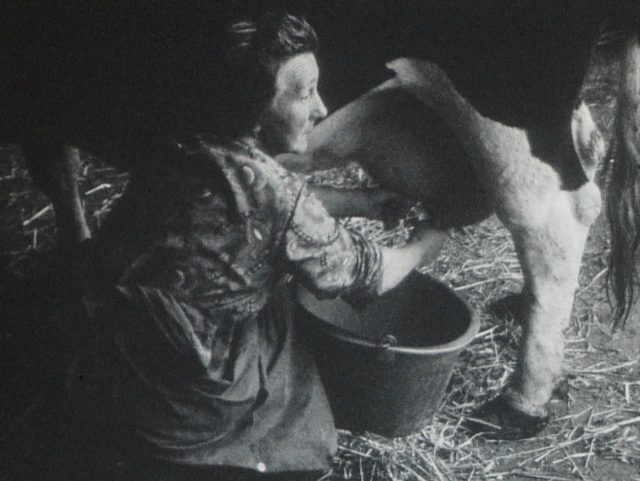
[2,0,637,167]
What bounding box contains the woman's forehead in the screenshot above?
[275,53,319,92]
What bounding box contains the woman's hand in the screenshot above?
[309,184,412,223]
[371,189,414,228]
[378,224,447,294]
[407,223,448,266]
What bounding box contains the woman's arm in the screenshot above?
[284,185,445,298]
[378,226,447,293]
[308,184,411,226]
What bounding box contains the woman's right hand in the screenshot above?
[378,225,447,294]
[407,223,448,266]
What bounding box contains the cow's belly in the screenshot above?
[307,88,493,227]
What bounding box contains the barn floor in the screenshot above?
[1,44,639,481]
[1,148,639,481]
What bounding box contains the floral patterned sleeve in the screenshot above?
[284,184,383,299]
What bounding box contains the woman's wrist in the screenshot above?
[378,228,447,294]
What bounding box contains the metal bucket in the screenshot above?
[296,271,479,438]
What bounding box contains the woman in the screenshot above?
[71,13,445,481]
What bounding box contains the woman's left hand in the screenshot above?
[374,190,414,229]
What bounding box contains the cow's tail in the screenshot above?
[604,27,640,326]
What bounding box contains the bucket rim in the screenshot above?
[296,278,481,356]
[310,308,480,355]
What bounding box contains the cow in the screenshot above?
[2,1,638,440]
[275,5,640,438]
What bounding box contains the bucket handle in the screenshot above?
[377,334,398,363]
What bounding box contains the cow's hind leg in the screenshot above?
[468,106,604,439]
[388,58,604,438]
[469,181,601,438]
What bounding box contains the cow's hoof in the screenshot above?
[464,395,549,440]
[488,292,527,324]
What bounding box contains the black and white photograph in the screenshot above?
[1,1,639,480]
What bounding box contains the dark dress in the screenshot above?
[69,136,383,477]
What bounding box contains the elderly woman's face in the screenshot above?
[258,52,328,155]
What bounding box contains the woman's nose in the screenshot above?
[311,91,328,121]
